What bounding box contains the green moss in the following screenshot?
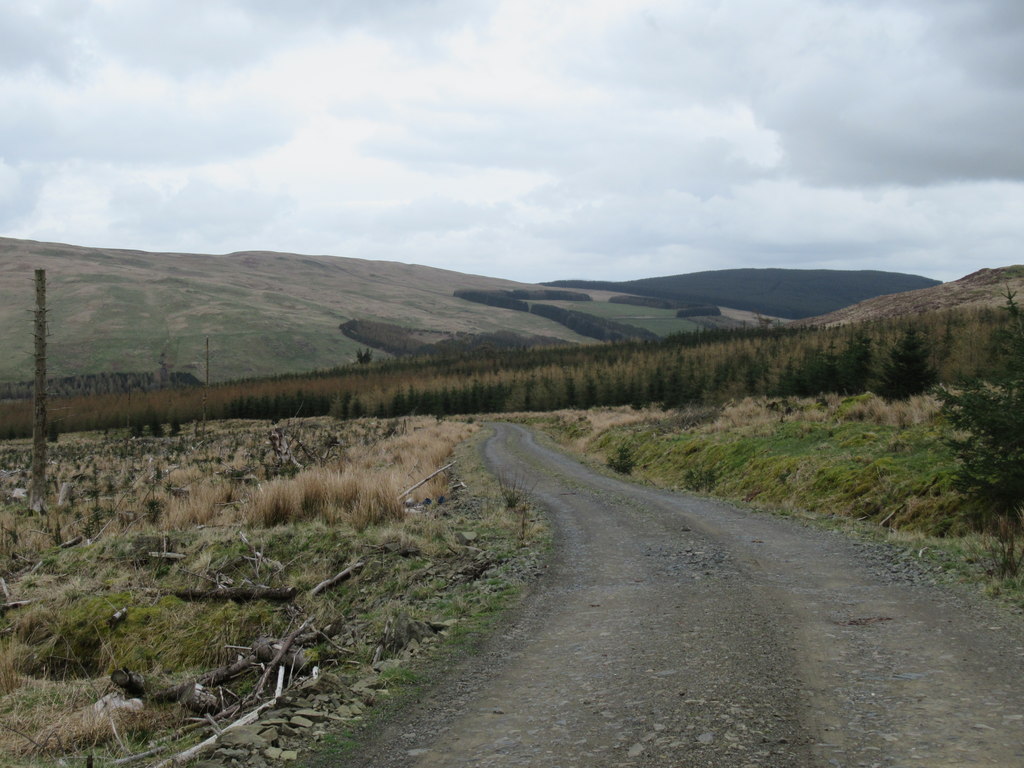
[36,592,285,678]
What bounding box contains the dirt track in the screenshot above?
[332,423,1024,767]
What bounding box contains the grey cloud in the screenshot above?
[86,0,492,76]
[110,179,293,243]
[0,1,86,77]
[240,0,491,40]
[569,0,1024,186]
[0,162,43,229]
[764,0,1024,185]
[365,197,508,235]
[0,96,292,165]
[361,103,774,199]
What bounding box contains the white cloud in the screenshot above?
[1,0,1023,285]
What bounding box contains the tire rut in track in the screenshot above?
[327,423,1024,768]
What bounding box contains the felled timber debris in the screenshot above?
[171,586,298,602]
[110,618,315,715]
[0,599,32,614]
[397,461,455,500]
[309,561,364,596]
[268,428,302,468]
[111,650,259,714]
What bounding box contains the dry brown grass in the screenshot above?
[0,673,182,757]
[0,638,23,696]
[0,414,481,762]
[838,393,940,427]
[701,394,942,434]
[164,481,239,528]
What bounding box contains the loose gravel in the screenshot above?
[312,423,1024,768]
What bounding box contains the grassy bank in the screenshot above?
[522,397,1023,604]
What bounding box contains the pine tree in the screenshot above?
[939,290,1024,514]
[838,334,873,394]
[877,328,936,400]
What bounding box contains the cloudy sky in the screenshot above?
[1,0,1022,283]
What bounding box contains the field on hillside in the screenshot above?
[0,417,545,766]
[540,300,704,335]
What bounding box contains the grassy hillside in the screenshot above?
[538,300,703,336]
[0,238,597,384]
[546,268,940,319]
[797,266,1024,327]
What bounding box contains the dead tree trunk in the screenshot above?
[30,269,47,514]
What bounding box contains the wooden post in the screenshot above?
[30,269,47,513]
[202,336,209,437]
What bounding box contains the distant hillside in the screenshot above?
[545,268,940,319]
[0,237,601,384]
[795,266,1024,327]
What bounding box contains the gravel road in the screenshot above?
[332,423,1024,767]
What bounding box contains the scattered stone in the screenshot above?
[383,611,436,654]
[289,715,315,728]
[220,726,268,749]
[627,743,645,757]
[279,749,298,761]
[456,531,478,545]
[264,747,283,760]
[697,732,716,744]
[291,708,328,722]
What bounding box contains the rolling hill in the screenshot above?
[0,237,954,387]
[545,268,940,319]
[0,237,599,385]
[794,266,1024,327]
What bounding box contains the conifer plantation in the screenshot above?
[0,304,1009,440]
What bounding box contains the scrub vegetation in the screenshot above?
[0,417,546,764]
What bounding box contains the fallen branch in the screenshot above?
[111,745,166,765]
[290,436,321,466]
[112,653,258,713]
[0,599,32,614]
[878,507,900,528]
[149,551,187,561]
[171,587,297,602]
[397,461,455,500]
[246,616,314,703]
[150,700,274,767]
[310,561,364,596]
[252,636,306,671]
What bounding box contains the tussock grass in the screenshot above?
[0,638,23,696]
[0,415,493,762]
[164,481,239,528]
